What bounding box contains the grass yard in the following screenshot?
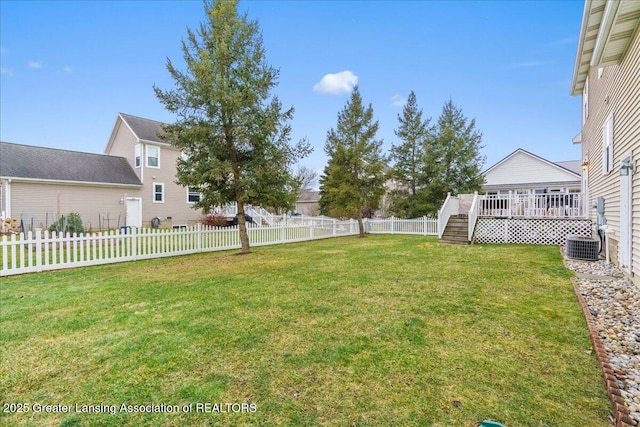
[0,235,610,426]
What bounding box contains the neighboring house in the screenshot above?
[482,148,582,195]
[478,148,583,219]
[0,112,211,231]
[0,141,142,231]
[570,0,640,276]
[295,189,320,216]
[105,113,206,228]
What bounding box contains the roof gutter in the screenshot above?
[0,176,142,188]
[571,0,593,95]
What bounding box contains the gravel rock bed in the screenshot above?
[565,259,640,426]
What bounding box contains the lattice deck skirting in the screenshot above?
[474,218,592,245]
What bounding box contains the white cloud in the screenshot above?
[28,61,43,69]
[64,65,72,73]
[390,94,405,107]
[313,70,358,94]
[1,67,13,77]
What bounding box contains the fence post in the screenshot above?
[333,219,337,236]
[281,222,286,243]
[310,221,314,239]
[391,216,395,234]
[35,229,42,272]
[131,227,138,261]
[197,223,202,252]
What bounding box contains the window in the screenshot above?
[153,183,165,203]
[582,77,589,124]
[186,187,201,204]
[603,113,614,174]
[147,145,160,168]
[134,144,141,168]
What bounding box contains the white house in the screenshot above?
[482,148,582,196]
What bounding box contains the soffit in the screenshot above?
[571,0,640,95]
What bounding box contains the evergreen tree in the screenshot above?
[388,91,432,217]
[319,86,385,237]
[422,99,485,213]
[154,0,310,254]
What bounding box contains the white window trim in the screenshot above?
[146,145,160,169]
[153,182,165,203]
[582,77,589,124]
[134,143,142,168]
[186,186,202,204]
[603,113,614,175]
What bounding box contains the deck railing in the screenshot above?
[476,193,584,219]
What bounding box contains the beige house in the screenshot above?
[294,189,320,216]
[570,0,640,277]
[0,141,142,231]
[105,113,206,228]
[1,113,208,231]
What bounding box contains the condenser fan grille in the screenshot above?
[565,236,600,261]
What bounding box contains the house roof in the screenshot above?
[554,160,582,175]
[118,113,168,144]
[297,189,320,203]
[571,0,640,95]
[483,148,581,178]
[0,141,142,186]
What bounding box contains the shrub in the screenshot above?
[49,212,85,234]
[201,214,228,227]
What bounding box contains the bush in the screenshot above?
[49,212,85,234]
[201,214,228,227]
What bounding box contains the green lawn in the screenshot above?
[0,235,610,426]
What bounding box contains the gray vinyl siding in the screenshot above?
[582,31,640,277]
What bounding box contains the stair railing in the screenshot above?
[437,193,459,239]
[468,191,479,242]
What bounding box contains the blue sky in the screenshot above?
[1,0,585,178]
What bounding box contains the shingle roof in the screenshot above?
[554,160,582,176]
[119,113,167,144]
[297,189,320,202]
[0,141,142,186]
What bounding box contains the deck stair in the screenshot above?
[439,214,470,245]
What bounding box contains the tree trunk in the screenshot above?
[236,201,251,254]
[357,210,366,238]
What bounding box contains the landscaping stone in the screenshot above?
[565,258,640,427]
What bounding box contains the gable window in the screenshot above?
[603,113,614,174]
[153,183,165,203]
[186,187,201,204]
[134,144,141,168]
[147,145,160,168]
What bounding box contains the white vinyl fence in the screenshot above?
[366,216,438,235]
[1,217,437,277]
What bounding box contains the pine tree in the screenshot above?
[388,91,432,217]
[319,86,385,237]
[154,0,310,254]
[423,99,485,213]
